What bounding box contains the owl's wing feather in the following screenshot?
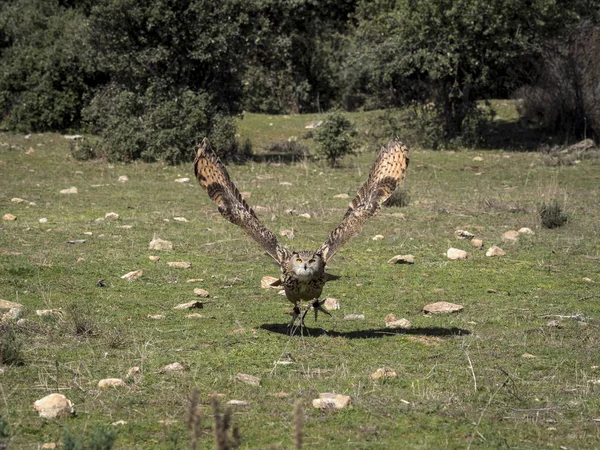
[194,138,287,264]
[317,140,409,262]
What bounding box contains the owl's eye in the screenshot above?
[296,258,302,263]
[308,259,315,264]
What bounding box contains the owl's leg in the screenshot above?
[312,299,331,321]
[287,305,302,332]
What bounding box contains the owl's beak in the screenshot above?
[303,264,307,270]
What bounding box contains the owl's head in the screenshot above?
[290,250,323,280]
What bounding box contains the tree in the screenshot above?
[314,112,357,167]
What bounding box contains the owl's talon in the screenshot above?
[312,299,331,322]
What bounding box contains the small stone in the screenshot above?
[384,314,397,324]
[104,212,120,220]
[518,227,534,235]
[386,318,412,329]
[112,420,127,426]
[235,373,261,387]
[117,175,129,183]
[455,230,474,240]
[98,378,126,389]
[487,288,497,293]
[312,393,352,410]
[280,182,292,186]
[147,314,164,320]
[148,236,173,250]
[370,368,398,381]
[41,443,57,449]
[39,218,48,223]
[126,367,141,379]
[25,148,35,155]
[0,299,23,310]
[473,156,484,161]
[173,301,203,310]
[486,245,505,257]
[173,216,188,222]
[323,297,340,311]
[2,307,23,322]
[186,278,204,283]
[185,313,204,318]
[521,353,537,359]
[387,254,415,264]
[67,239,87,244]
[149,255,160,262]
[471,238,484,249]
[423,301,463,314]
[279,229,295,239]
[175,177,190,183]
[447,248,468,260]
[59,186,78,195]
[583,277,594,283]
[254,205,269,213]
[11,198,24,203]
[168,261,192,269]
[34,393,75,419]
[298,213,311,219]
[372,234,384,241]
[121,270,143,281]
[193,288,209,298]
[36,309,63,318]
[261,276,280,289]
[502,230,520,244]
[241,191,252,198]
[227,400,249,407]
[344,314,365,320]
[333,193,350,199]
[161,362,185,372]
[2,214,16,221]
[546,320,561,328]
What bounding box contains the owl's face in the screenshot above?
[290,251,323,280]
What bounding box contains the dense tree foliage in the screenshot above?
[0,0,597,160]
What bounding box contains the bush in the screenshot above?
[383,187,410,208]
[63,426,116,450]
[314,112,357,167]
[0,325,24,366]
[539,200,568,229]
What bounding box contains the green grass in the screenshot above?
[1,107,600,449]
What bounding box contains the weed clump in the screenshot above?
[0,325,24,366]
[0,414,10,448]
[67,305,98,337]
[539,200,568,228]
[212,397,240,450]
[383,187,410,208]
[63,426,116,450]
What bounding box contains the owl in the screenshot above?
[194,138,409,332]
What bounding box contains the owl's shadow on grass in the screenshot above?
[260,323,471,339]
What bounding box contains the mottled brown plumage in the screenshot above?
[194,138,409,330]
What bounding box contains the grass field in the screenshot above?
[1,106,600,449]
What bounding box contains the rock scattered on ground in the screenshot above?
[546,320,561,328]
[193,288,209,298]
[185,313,204,319]
[39,218,48,223]
[333,193,350,199]
[149,255,160,261]
[312,393,352,410]
[473,156,484,161]
[173,301,203,310]
[0,299,23,310]
[279,229,295,239]
[174,177,190,183]
[11,198,24,203]
[98,378,126,389]
[447,248,468,260]
[235,373,261,387]
[160,362,186,373]
[298,213,311,219]
[25,148,35,156]
[121,270,143,281]
[117,175,129,183]
[126,367,141,379]
[304,120,323,129]
[521,353,537,359]
[41,443,57,449]
[502,230,519,244]
[486,245,505,257]
[387,254,415,264]
[261,276,280,289]
[344,314,365,320]
[372,234,384,241]
[104,212,119,220]
[148,236,173,250]
[2,213,16,221]
[386,318,412,329]
[59,186,78,195]
[168,261,192,269]
[583,277,594,283]
[147,314,164,320]
[471,238,484,249]
[455,230,474,240]
[173,217,188,222]
[323,297,340,311]
[370,368,398,381]
[423,301,463,314]
[518,227,534,235]
[36,309,63,318]
[34,393,75,419]
[227,400,249,407]
[112,420,127,426]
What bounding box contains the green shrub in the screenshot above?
[0,325,24,366]
[383,187,410,208]
[539,200,568,228]
[63,426,116,450]
[314,112,357,167]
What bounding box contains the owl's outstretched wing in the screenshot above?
[194,138,287,264]
[317,140,409,262]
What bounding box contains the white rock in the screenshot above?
[447,248,468,260]
[473,156,484,161]
[235,373,261,386]
[387,254,415,264]
[455,230,474,240]
[173,301,203,310]
[33,394,74,419]
[173,217,188,222]
[149,255,160,261]
[59,186,78,195]
[521,353,537,359]
[370,368,398,381]
[298,213,311,219]
[161,362,185,372]
[486,245,505,257]
[126,367,141,379]
[0,299,23,310]
[518,227,535,235]
[323,297,340,311]
[168,261,192,269]
[11,198,25,203]
[36,309,63,318]
[344,314,365,320]
[98,378,126,389]
[39,218,48,223]
[280,182,292,186]
[372,234,384,241]
[2,214,16,221]
[471,238,483,249]
[2,307,23,322]
[386,318,412,329]
[227,400,249,407]
[112,420,127,426]
[185,313,204,319]
[104,212,120,220]
[279,229,295,239]
[147,314,164,320]
[175,177,190,183]
[241,191,252,198]
[333,193,350,199]
[121,270,143,281]
[148,236,173,250]
[423,301,463,314]
[502,230,519,243]
[312,393,352,410]
[261,276,280,289]
[41,443,57,449]
[117,175,129,183]
[63,134,83,140]
[193,288,210,298]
